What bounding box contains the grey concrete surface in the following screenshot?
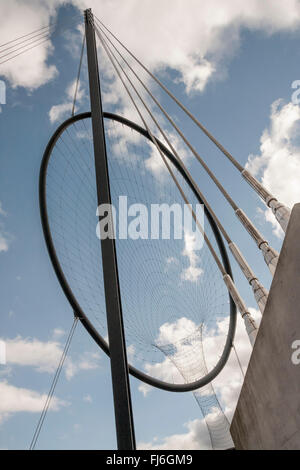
[230,203,300,450]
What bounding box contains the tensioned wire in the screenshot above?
[94,25,227,279]
[93,16,283,265]
[29,316,78,450]
[0,13,83,65]
[0,12,82,49]
[45,115,229,371]
[45,113,231,449]
[94,21,260,352]
[94,20,235,243]
[93,22,270,319]
[93,14,243,173]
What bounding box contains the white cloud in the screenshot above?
[0,202,11,253]
[181,231,203,282]
[0,380,67,424]
[144,129,190,179]
[0,1,63,89]
[49,102,72,123]
[66,351,100,380]
[157,317,199,346]
[138,418,211,450]
[49,78,85,123]
[52,327,65,339]
[62,24,85,59]
[127,344,135,362]
[138,317,204,396]
[2,1,300,96]
[138,311,258,448]
[0,230,9,253]
[74,0,300,97]
[3,335,101,380]
[246,99,300,237]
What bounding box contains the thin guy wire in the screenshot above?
[0,28,55,54]
[95,21,234,242]
[94,25,226,276]
[29,316,78,450]
[0,12,82,49]
[232,342,245,379]
[94,15,291,225]
[46,118,229,367]
[71,34,86,116]
[0,32,53,60]
[0,15,83,66]
[94,20,275,283]
[94,15,243,172]
[0,37,52,65]
[0,24,54,49]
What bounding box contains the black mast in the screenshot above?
[84,8,135,450]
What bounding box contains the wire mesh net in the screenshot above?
[45,115,231,379]
[157,326,233,450]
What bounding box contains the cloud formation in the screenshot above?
[0,380,67,424]
[138,418,211,450]
[0,0,63,89]
[138,310,260,448]
[77,0,300,95]
[180,231,203,283]
[2,0,300,93]
[0,202,11,253]
[49,78,85,123]
[4,335,101,380]
[246,99,300,237]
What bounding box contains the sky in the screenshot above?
[1,0,300,450]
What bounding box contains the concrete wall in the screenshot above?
[230,203,300,450]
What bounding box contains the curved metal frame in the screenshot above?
[39,111,237,392]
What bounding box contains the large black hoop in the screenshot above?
[39,111,237,392]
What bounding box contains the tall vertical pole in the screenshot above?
[84,8,135,450]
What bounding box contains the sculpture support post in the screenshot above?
[84,8,135,450]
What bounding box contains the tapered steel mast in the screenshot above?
[84,8,135,450]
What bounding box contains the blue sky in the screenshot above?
[1,0,300,450]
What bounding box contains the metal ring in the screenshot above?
[39,111,237,392]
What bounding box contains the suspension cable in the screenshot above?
[0,24,55,49]
[95,24,224,275]
[71,34,85,116]
[0,28,56,54]
[232,343,245,379]
[94,23,258,346]
[94,19,279,278]
[0,14,83,66]
[0,33,53,61]
[92,28,269,312]
[0,12,82,49]
[29,316,78,450]
[0,38,52,66]
[94,15,291,233]
[95,24,268,314]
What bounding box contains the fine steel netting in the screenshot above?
[44,115,231,380]
[157,326,233,450]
